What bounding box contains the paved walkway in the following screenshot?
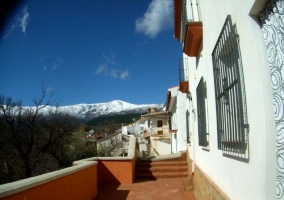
[94,178,196,200]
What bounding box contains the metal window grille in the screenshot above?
[197,77,207,147]
[212,15,249,156]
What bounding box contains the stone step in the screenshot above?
[135,152,189,180]
[136,160,188,167]
[135,171,189,179]
[135,165,188,173]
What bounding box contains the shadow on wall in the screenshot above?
[94,184,130,200]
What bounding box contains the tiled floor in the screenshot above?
[94,178,196,200]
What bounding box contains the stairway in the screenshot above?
[135,152,189,180]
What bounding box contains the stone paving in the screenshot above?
[94,177,196,200]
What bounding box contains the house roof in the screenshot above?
[141,111,169,119]
[174,0,182,41]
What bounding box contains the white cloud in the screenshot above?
[18,6,30,34]
[95,64,107,74]
[120,70,129,80]
[103,53,116,65]
[2,6,30,39]
[58,57,65,64]
[3,25,15,39]
[52,57,64,70]
[135,0,173,38]
[52,62,61,70]
[46,87,53,92]
[110,69,119,78]
[109,69,129,80]
[95,54,129,80]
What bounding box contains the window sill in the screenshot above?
[202,147,210,152]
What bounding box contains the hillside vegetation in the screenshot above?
[86,112,147,126]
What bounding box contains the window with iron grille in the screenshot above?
[212,15,249,157]
[197,77,207,147]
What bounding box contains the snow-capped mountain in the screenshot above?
[27,100,164,120]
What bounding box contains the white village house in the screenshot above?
[168,0,283,199]
[140,108,171,156]
[121,108,172,156]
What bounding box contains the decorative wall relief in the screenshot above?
[259,1,284,199]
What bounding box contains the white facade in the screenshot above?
[141,111,171,156]
[121,122,143,136]
[173,0,279,199]
[167,86,188,153]
[150,137,171,155]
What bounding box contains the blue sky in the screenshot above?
[0,0,182,106]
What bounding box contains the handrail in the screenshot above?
[189,0,202,22]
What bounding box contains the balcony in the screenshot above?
[183,0,202,57]
[183,21,203,57]
[143,126,171,138]
[174,0,203,57]
[179,58,189,93]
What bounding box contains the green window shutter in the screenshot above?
[197,77,207,147]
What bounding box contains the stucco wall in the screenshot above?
[185,0,276,199]
[0,162,98,200]
[97,159,135,184]
[150,137,171,155]
[176,91,187,152]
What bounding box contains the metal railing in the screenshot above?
[179,58,189,82]
[181,0,202,42]
[188,0,202,22]
[143,126,171,138]
[212,15,249,160]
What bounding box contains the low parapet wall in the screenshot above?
[79,136,137,184]
[0,137,137,199]
[0,161,98,200]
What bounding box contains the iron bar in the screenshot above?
[212,15,249,155]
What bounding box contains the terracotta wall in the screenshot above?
[1,137,137,199]
[1,164,97,200]
[98,159,135,184]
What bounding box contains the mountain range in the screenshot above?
[27,100,164,121]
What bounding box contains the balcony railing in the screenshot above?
[179,58,189,93]
[187,0,202,22]
[143,126,171,138]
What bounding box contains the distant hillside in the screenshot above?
[86,112,147,126]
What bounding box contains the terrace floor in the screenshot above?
[94,177,196,200]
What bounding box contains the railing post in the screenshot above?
[190,0,201,22]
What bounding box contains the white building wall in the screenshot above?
[185,0,276,199]
[176,91,187,152]
[171,103,178,153]
[150,138,171,156]
[121,126,128,135]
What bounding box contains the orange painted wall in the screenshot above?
[98,159,135,184]
[1,165,97,200]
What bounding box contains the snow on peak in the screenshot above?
[23,100,163,120]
